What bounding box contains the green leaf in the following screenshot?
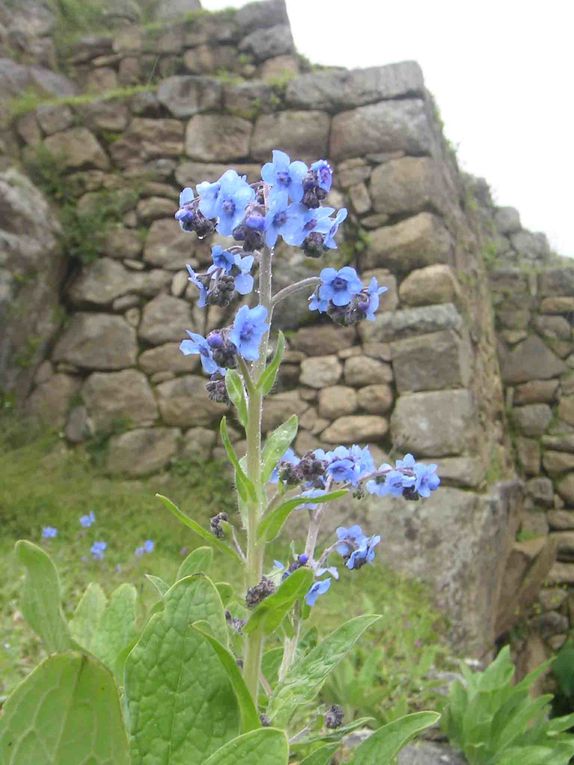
[90,583,138,676]
[125,574,239,764]
[192,623,260,733]
[225,369,248,428]
[220,418,258,504]
[156,494,242,564]
[261,415,298,483]
[216,581,234,605]
[145,574,170,597]
[15,540,71,653]
[257,489,348,543]
[257,331,285,396]
[203,728,289,765]
[293,717,375,747]
[351,712,440,764]
[177,546,213,579]
[300,743,340,765]
[244,567,314,636]
[69,582,107,652]
[269,614,381,725]
[0,652,129,765]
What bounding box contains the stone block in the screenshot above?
[330,99,434,160]
[542,433,574,453]
[539,267,574,297]
[157,75,222,117]
[239,24,294,61]
[512,403,552,437]
[286,61,424,111]
[300,356,342,388]
[81,369,158,431]
[548,510,574,530]
[370,156,449,217]
[26,374,81,428]
[359,303,462,344]
[398,264,460,307]
[436,457,486,489]
[109,119,184,165]
[185,114,252,161]
[262,390,309,432]
[494,206,521,234]
[543,450,574,474]
[391,389,476,457]
[321,415,388,443]
[391,329,471,393]
[36,103,74,134]
[514,379,559,405]
[139,342,197,375]
[251,111,330,162]
[344,356,392,387]
[525,477,554,507]
[144,218,210,270]
[515,437,541,476]
[558,396,574,427]
[44,127,109,170]
[156,375,225,427]
[318,386,358,419]
[364,213,452,273]
[500,335,566,384]
[290,325,356,356]
[557,475,574,506]
[181,426,217,460]
[139,294,198,345]
[107,427,180,476]
[540,297,574,314]
[53,313,137,370]
[356,384,393,414]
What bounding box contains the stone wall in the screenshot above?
[1,0,572,657]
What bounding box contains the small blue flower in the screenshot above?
[79,511,95,528]
[327,457,357,484]
[346,535,381,570]
[42,526,58,539]
[357,277,388,321]
[210,244,236,273]
[308,291,329,313]
[282,205,334,247]
[230,305,269,362]
[264,201,305,248]
[233,254,255,295]
[323,208,348,249]
[316,565,339,580]
[311,160,333,193]
[91,541,107,560]
[180,330,222,375]
[270,448,300,483]
[318,266,363,307]
[135,539,155,557]
[186,265,209,307]
[175,187,196,231]
[305,578,331,607]
[335,525,366,557]
[261,149,307,205]
[213,170,255,237]
[196,178,221,220]
[414,462,440,498]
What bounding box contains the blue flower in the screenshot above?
[326,457,356,484]
[79,511,95,528]
[91,541,107,560]
[180,330,222,375]
[261,150,307,205]
[311,160,333,193]
[323,208,348,249]
[308,291,329,313]
[186,265,209,307]
[318,266,362,307]
[233,254,255,295]
[214,170,255,237]
[357,277,388,321]
[210,244,236,273]
[42,526,58,539]
[264,201,305,248]
[135,539,155,557]
[270,448,300,483]
[282,205,334,247]
[175,187,196,231]
[196,178,221,219]
[414,462,440,498]
[230,305,269,361]
[335,525,366,557]
[305,578,331,607]
[346,535,381,570]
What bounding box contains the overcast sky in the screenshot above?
[203,0,573,256]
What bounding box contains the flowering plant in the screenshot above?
[1,151,440,764]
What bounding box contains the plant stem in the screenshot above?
[272,276,320,307]
[243,245,274,704]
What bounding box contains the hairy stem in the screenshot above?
[272,276,320,307]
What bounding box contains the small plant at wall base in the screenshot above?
[0,151,444,763]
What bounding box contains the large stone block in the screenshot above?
[558,475,574,505]
[515,437,541,475]
[330,99,434,160]
[53,313,138,370]
[370,156,449,216]
[391,329,471,393]
[514,379,559,405]
[512,403,552,437]
[144,218,209,270]
[299,356,342,388]
[262,390,309,432]
[26,374,81,428]
[251,111,330,162]
[499,335,567,384]
[435,456,486,489]
[290,325,356,356]
[558,396,574,427]
[68,259,170,307]
[363,213,452,273]
[399,264,460,307]
[539,267,574,297]
[344,355,392,387]
[157,75,222,117]
[109,119,184,165]
[139,343,198,374]
[185,114,252,161]
[285,61,424,111]
[81,370,158,431]
[321,415,388,443]
[543,450,574,474]
[139,294,197,345]
[156,375,225,426]
[107,427,180,476]
[356,384,393,414]
[318,386,358,419]
[239,24,294,61]
[359,303,463,344]
[44,127,109,170]
[391,389,476,456]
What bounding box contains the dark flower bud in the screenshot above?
[282,552,309,581]
[193,209,217,239]
[279,462,301,485]
[245,576,276,608]
[206,374,230,404]
[210,512,228,538]
[259,714,271,727]
[298,452,327,483]
[225,609,246,633]
[302,232,325,258]
[324,705,344,729]
[402,486,420,501]
[207,330,237,369]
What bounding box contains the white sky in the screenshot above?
[203,0,573,256]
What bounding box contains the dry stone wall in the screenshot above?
[1,0,572,657]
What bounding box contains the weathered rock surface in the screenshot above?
[500,335,567,384]
[157,75,222,117]
[391,330,471,393]
[44,127,109,170]
[156,375,225,427]
[290,325,356,356]
[26,374,80,428]
[318,386,358,419]
[322,415,388,443]
[399,264,460,307]
[81,369,158,431]
[364,213,452,273]
[185,114,252,161]
[251,111,330,161]
[107,427,180,476]
[139,294,196,345]
[359,304,463,344]
[68,259,170,306]
[53,313,138,370]
[139,343,197,374]
[344,356,392,387]
[512,403,552,437]
[300,356,342,388]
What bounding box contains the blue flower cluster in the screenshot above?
[366,453,440,500]
[135,539,155,557]
[91,541,107,561]
[186,245,254,308]
[80,511,95,528]
[309,266,388,326]
[175,150,347,259]
[336,525,381,570]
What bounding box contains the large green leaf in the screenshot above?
[15,540,71,653]
[145,574,170,597]
[300,743,340,764]
[177,546,213,580]
[497,744,574,765]
[90,583,138,675]
[192,623,260,733]
[257,489,348,543]
[269,614,381,725]
[225,369,248,428]
[203,728,289,765]
[69,582,107,652]
[257,331,285,396]
[125,574,239,764]
[261,415,298,483]
[244,567,313,636]
[351,711,440,764]
[156,494,242,563]
[0,652,129,765]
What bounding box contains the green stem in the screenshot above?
[243,245,274,704]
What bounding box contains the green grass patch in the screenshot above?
[9,85,156,121]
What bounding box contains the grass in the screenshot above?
[0,417,452,719]
[9,85,156,121]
